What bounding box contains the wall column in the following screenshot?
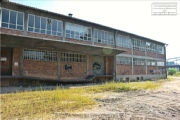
[86,55,89,76]
[63,21,65,41]
[92,28,94,45]
[23,12,28,36]
[19,48,23,76]
[57,51,61,80]
[113,55,116,81]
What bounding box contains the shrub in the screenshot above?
[168,68,178,75]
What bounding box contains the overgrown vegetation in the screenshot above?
[0,77,174,119]
[168,68,178,75]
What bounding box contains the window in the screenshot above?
[65,22,91,41]
[133,38,145,51]
[28,14,63,36]
[157,45,164,54]
[24,49,57,61]
[1,8,24,30]
[157,61,164,66]
[147,60,156,66]
[133,58,145,65]
[116,35,132,48]
[116,57,131,65]
[61,52,86,62]
[146,42,156,53]
[94,29,114,45]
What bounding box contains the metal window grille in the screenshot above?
[24,49,57,61]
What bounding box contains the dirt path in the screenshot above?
[55,77,180,120]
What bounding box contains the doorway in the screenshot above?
[1,47,13,76]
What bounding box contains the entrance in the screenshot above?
[1,47,13,76]
[92,56,104,75]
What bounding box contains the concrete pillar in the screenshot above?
[19,48,23,76]
[57,51,61,80]
[113,55,116,81]
[92,28,94,45]
[86,55,89,76]
[23,12,28,36]
[132,57,134,75]
[145,59,147,75]
[164,45,167,78]
[114,31,117,48]
[63,21,65,41]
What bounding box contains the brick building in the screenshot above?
[0,1,167,86]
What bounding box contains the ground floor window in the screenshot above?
[24,49,57,61]
[61,52,86,62]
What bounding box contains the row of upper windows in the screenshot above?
[0,8,165,54]
[116,57,165,66]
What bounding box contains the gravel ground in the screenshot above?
[1,77,180,120]
[54,77,180,120]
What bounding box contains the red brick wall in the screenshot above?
[133,66,146,75]
[133,50,145,56]
[65,38,92,45]
[23,60,58,79]
[12,48,21,76]
[157,54,165,59]
[157,66,166,74]
[60,62,87,79]
[106,56,114,75]
[87,55,93,75]
[147,66,157,75]
[27,32,62,40]
[1,28,23,36]
[146,52,156,58]
[116,65,132,75]
[116,46,132,54]
[94,42,114,48]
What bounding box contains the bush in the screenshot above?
[174,72,180,76]
[168,68,178,75]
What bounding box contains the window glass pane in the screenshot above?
[17,12,23,25]
[52,20,57,31]
[17,26,23,30]
[10,11,16,24]
[41,17,46,29]
[28,27,33,32]
[35,16,40,28]
[9,24,16,29]
[58,21,62,32]
[41,29,45,34]
[2,9,9,23]
[2,23,8,28]
[28,15,34,27]
[47,22,51,30]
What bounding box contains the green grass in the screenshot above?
[1,77,175,119]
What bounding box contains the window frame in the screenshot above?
[27,14,63,37]
[61,52,86,63]
[23,49,57,62]
[1,8,24,31]
[94,28,114,45]
[65,22,92,41]
[116,34,132,48]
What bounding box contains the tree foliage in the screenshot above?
[168,68,178,75]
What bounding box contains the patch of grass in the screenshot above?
[1,88,95,119]
[1,77,175,119]
[83,81,162,93]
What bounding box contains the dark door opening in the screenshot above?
[1,47,13,76]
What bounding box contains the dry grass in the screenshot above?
[1,77,174,119]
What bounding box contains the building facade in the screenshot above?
[0,1,167,86]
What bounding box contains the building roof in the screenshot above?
[4,1,167,45]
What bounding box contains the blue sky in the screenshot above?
[10,0,180,59]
